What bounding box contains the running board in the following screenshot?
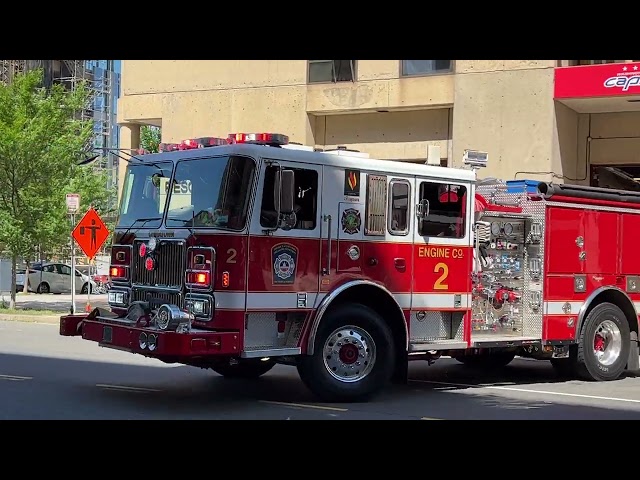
[409,340,468,352]
[471,336,540,348]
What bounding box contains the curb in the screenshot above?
[0,313,61,324]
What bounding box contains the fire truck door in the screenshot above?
[248,160,324,309]
[412,179,473,311]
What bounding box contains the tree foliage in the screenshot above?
[0,69,95,305]
[140,125,161,153]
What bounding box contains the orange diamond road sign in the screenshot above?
[72,207,110,260]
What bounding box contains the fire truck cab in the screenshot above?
[60,132,640,402]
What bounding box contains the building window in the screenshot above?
[401,60,452,77]
[569,60,622,66]
[308,60,356,83]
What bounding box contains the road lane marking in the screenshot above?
[0,374,32,381]
[259,400,348,412]
[421,417,443,420]
[96,383,161,393]
[409,379,640,404]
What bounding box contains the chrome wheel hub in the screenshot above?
[323,325,376,383]
[593,319,622,367]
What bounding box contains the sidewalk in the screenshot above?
[0,312,61,324]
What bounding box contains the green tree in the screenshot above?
[140,125,161,153]
[0,69,92,307]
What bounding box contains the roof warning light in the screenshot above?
[227,132,289,146]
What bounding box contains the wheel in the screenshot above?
[296,302,395,403]
[81,283,91,294]
[37,282,50,294]
[211,358,276,379]
[454,351,516,368]
[576,302,630,381]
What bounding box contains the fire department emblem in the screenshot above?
[341,208,361,235]
[343,169,360,197]
[272,243,298,285]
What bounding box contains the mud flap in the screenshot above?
[627,331,640,375]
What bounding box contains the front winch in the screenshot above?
[154,304,194,332]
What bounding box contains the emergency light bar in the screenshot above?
[179,137,228,150]
[159,143,180,152]
[228,132,289,146]
[158,132,290,153]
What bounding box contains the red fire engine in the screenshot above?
[59,132,640,402]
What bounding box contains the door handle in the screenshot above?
[394,258,406,272]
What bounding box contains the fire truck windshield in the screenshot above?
[165,155,256,231]
[117,161,174,229]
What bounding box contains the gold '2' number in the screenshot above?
[433,262,449,290]
[226,248,237,264]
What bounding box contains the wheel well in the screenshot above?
[579,289,638,338]
[322,284,408,372]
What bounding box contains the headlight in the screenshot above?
[108,291,125,305]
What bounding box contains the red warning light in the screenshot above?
[145,257,155,271]
[227,133,289,146]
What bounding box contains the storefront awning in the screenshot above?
[554,62,640,113]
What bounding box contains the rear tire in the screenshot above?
[576,302,630,381]
[297,302,395,403]
[211,358,276,379]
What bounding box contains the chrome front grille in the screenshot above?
[132,239,186,288]
[131,288,183,310]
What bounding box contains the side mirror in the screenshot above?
[274,169,295,215]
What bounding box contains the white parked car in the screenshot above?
[27,263,97,294]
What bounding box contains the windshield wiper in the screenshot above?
[119,217,162,240]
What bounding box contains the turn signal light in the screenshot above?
[109,265,127,280]
[186,271,210,287]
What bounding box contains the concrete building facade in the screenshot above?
[117,60,640,198]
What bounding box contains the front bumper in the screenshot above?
[59,314,241,358]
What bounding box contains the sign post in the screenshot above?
[72,207,110,314]
[66,194,80,314]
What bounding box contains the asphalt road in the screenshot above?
[3,319,640,420]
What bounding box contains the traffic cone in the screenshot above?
[85,303,92,313]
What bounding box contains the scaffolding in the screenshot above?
[0,60,26,84]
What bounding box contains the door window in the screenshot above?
[388,180,410,236]
[58,265,72,276]
[260,165,318,230]
[418,182,467,238]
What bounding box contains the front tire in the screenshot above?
[576,302,630,381]
[37,282,50,294]
[297,302,395,403]
[211,358,276,379]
